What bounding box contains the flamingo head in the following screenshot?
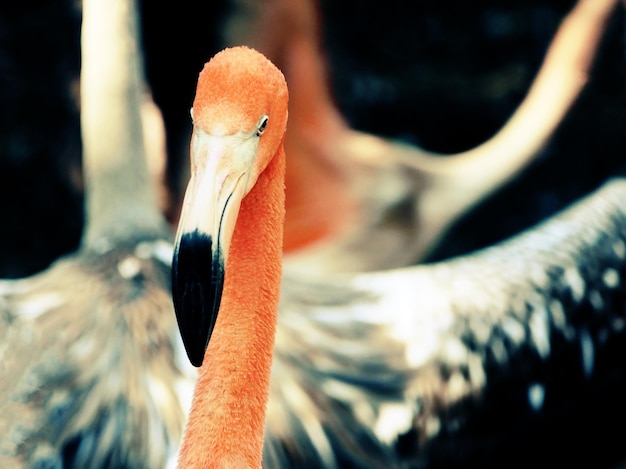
[172,46,288,367]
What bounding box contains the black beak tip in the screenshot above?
[172,230,225,368]
[187,344,206,369]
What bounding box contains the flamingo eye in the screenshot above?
[255,115,269,137]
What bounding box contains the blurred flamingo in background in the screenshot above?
[0,0,192,466]
[225,0,622,274]
[172,6,626,463]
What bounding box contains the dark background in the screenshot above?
[0,0,624,278]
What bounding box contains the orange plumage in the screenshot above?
[173,46,288,468]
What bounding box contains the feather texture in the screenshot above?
[266,177,626,468]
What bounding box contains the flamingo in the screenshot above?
[173,46,626,467]
[226,0,620,273]
[0,0,192,466]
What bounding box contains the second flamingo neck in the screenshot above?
[283,38,357,252]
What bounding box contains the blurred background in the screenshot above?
[0,0,624,278]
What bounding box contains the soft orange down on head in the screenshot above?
[174,46,287,468]
[192,46,288,175]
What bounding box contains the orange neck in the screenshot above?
[177,145,286,468]
[281,31,356,252]
[248,0,356,252]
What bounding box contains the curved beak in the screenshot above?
[172,129,255,367]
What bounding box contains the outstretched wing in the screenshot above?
[267,178,626,468]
